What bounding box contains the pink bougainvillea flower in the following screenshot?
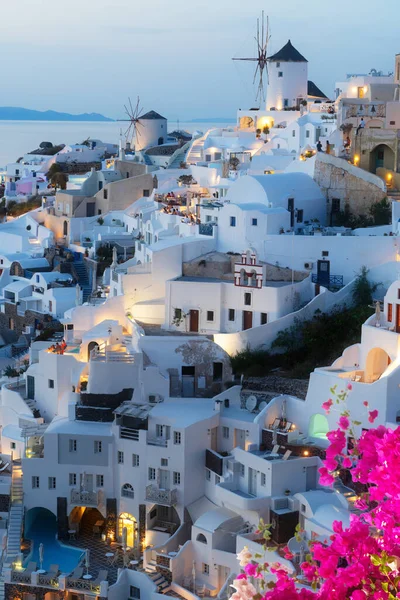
[339,416,350,430]
[363,401,369,407]
[318,466,335,486]
[368,409,378,423]
[346,383,352,390]
[322,399,333,413]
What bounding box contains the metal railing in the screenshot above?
[66,577,101,593]
[312,274,344,288]
[145,485,178,506]
[70,489,99,507]
[147,436,168,447]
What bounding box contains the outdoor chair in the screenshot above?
[19,562,37,582]
[69,566,83,581]
[48,564,60,577]
[93,569,108,585]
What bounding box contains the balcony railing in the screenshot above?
[312,274,344,289]
[146,485,178,506]
[70,489,99,507]
[147,436,168,447]
[66,577,101,594]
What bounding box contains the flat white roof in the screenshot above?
[150,399,216,427]
[46,417,113,437]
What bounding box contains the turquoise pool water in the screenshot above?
[25,508,83,574]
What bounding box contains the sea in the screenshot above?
[0,120,235,167]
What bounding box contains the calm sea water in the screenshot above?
[0,120,235,167]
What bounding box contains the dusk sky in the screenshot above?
[2,0,399,120]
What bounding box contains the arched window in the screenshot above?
[196,533,207,544]
[121,483,134,498]
[63,220,68,236]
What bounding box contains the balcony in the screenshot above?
[70,489,99,507]
[145,485,178,506]
[147,436,168,447]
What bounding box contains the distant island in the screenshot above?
[0,107,114,122]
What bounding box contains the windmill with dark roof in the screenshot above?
[266,40,308,111]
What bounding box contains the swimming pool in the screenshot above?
[25,508,83,574]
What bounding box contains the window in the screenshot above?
[69,473,76,486]
[322,250,329,257]
[103,189,108,200]
[230,216,236,227]
[174,308,182,321]
[161,458,168,467]
[332,198,341,213]
[98,209,102,215]
[118,451,124,464]
[67,324,74,330]
[244,292,251,306]
[48,379,54,389]
[143,189,150,197]
[196,533,207,544]
[96,474,104,487]
[130,585,141,599]
[278,71,283,78]
[207,311,214,322]
[149,395,156,403]
[297,209,304,223]
[284,99,289,107]
[261,473,266,486]
[156,424,164,438]
[122,483,134,498]
[301,503,306,513]
[203,563,210,575]
[206,469,211,481]
[276,62,280,68]
[173,472,181,485]
[132,454,140,466]
[252,218,258,226]
[69,439,77,452]
[149,467,156,480]
[32,476,39,489]
[48,477,56,490]
[215,152,222,160]
[213,362,223,381]
[173,431,181,445]
[94,441,102,454]
[288,198,294,212]
[240,463,245,477]
[215,474,220,484]
[222,426,229,439]
[205,155,211,162]
[10,442,16,450]
[292,130,296,137]
[228,309,235,321]
[397,290,400,300]
[48,301,53,313]
[388,303,393,322]
[306,130,310,138]
[261,313,268,325]
[206,215,212,223]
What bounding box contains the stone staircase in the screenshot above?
[146,563,171,593]
[6,461,23,560]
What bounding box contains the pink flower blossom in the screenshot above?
[339,416,350,430]
[322,399,333,413]
[363,401,369,407]
[318,466,335,486]
[342,456,352,469]
[368,409,378,424]
[346,383,352,390]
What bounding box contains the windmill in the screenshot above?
[118,97,144,151]
[232,12,271,106]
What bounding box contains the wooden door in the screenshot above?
[396,304,400,333]
[243,311,253,330]
[190,309,199,332]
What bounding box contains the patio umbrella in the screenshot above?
[192,561,196,593]
[85,549,90,577]
[122,527,128,552]
[375,301,381,327]
[75,283,81,306]
[39,542,44,571]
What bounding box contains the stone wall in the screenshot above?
[314,153,386,218]
[0,303,57,337]
[243,376,309,400]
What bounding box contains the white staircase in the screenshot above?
[148,570,170,592]
[6,461,23,560]
[186,135,206,164]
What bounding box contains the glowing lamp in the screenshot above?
[387,173,393,181]
[303,450,309,456]
[354,155,360,165]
